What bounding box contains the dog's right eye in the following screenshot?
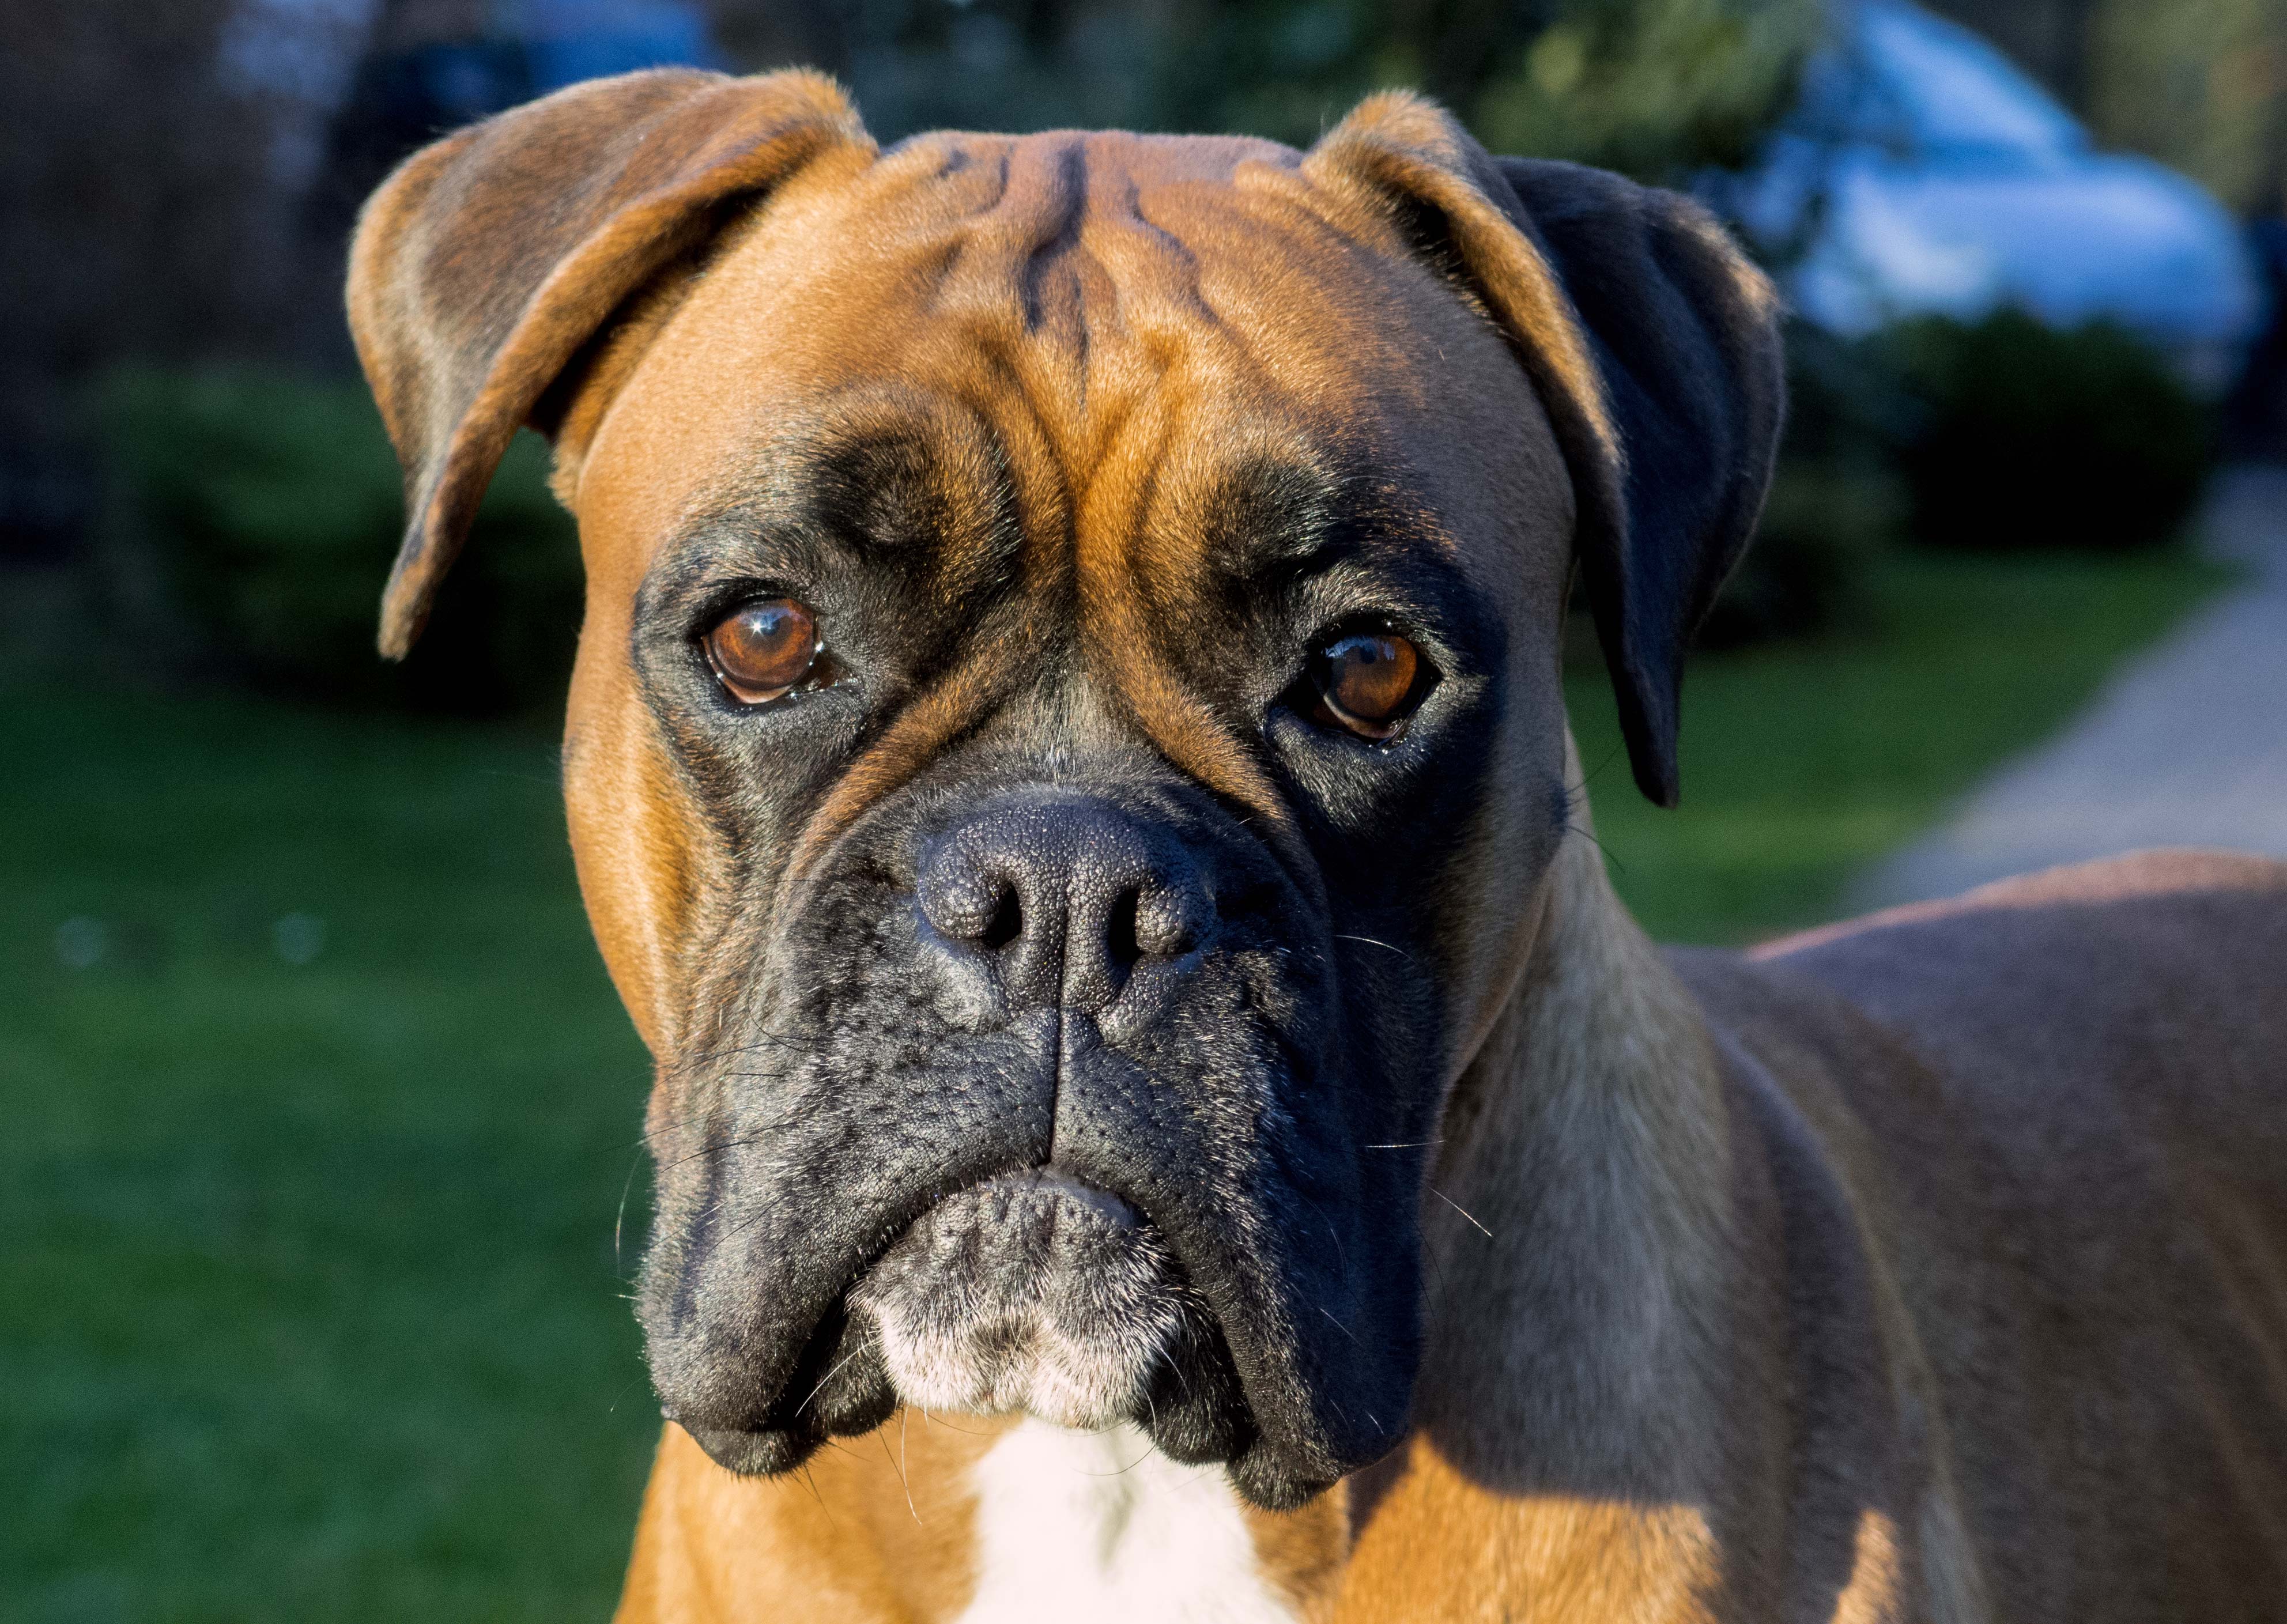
[1299,627,1434,743]
[703,598,822,704]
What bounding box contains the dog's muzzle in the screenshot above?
[646,783,1425,1509]
[851,1169,1203,1428]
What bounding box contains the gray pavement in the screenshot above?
[1856,464,2287,907]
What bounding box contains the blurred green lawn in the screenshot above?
[2,695,654,1622]
[1,546,2221,1621]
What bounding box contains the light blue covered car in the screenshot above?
[1705,0,2266,386]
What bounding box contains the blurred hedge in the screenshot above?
[1883,309,2214,554]
[1214,0,1821,178]
[1698,322,1910,648]
[1702,308,2211,648]
[96,369,580,714]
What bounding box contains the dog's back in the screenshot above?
[1682,849,2287,1622]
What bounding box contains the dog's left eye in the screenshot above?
[1301,628,1433,742]
[703,598,822,704]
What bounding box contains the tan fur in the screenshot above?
[344,70,2287,1624]
[1300,93,1621,469]
[618,1413,1010,1622]
[1342,1453,1725,1624]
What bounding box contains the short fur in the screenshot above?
[347,68,2287,1621]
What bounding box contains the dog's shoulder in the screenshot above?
[1682,849,2284,1111]
[1675,850,2287,1611]
[1739,847,2287,1058]
[1670,845,2287,1250]
[1662,849,2286,1262]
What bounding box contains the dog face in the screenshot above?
[575,133,1576,1505]
[348,73,1779,1509]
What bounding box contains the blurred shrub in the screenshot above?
[1697,308,2214,651]
[1884,309,2214,553]
[1237,0,1821,179]
[1459,0,1821,178]
[807,0,1822,184]
[1692,322,1906,648]
[1700,459,1900,648]
[96,368,580,713]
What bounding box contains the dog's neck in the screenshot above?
[1331,774,1764,1617]
[1423,808,1740,1487]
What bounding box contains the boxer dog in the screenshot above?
[347,68,2287,1622]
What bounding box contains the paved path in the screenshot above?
[1858,464,2287,907]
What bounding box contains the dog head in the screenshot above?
[348,70,1780,1509]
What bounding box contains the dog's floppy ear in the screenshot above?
[1302,94,1783,807]
[346,69,870,658]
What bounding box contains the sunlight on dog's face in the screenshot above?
[557,133,1577,1509]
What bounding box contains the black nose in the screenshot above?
[916,792,1212,1013]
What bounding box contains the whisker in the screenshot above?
[1566,820,1622,871]
[1572,738,1626,795]
[917,1409,993,1438]
[795,1348,865,1416]
[1428,1184,1495,1240]
[878,1427,920,1526]
[1337,933,1412,958]
[614,1149,645,1276]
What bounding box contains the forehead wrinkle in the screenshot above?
[866,138,1365,577]
[917,135,1101,466]
[918,131,1295,488]
[948,348,1077,609]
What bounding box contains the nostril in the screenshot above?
[979,885,1023,952]
[1104,889,1142,973]
[918,845,1020,947]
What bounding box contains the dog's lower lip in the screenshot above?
[664,1161,1265,1481]
[830,1166,1145,1334]
[769,1168,1150,1423]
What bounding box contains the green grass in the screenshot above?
[1,694,655,1623]
[0,544,2222,1620]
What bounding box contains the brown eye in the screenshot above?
[1310,630,1426,741]
[704,598,821,704]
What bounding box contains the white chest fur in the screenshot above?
[954,1421,1301,1624]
